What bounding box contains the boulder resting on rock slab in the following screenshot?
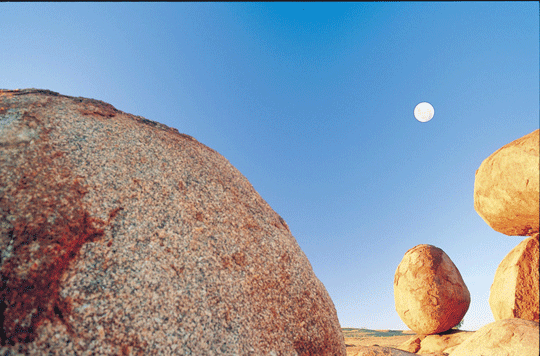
[397,329,474,355]
[0,89,346,355]
[397,330,473,355]
[394,244,470,335]
[474,129,540,236]
[418,329,474,354]
[489,233,539,322]
[448,318,539,356]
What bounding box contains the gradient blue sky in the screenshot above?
[2,2,538,331]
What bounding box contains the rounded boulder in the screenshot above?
[394,245,470,335]
[474,129,539,236]
[0,89,346,355]
[489,233,539,322]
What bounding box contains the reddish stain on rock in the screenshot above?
[1,89,346,355]
[0,97,108,346]
[1,210,105,345]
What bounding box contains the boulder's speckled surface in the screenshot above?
[0,89,346,355]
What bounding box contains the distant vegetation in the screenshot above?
[453,319,464,330]
[342,328,409,338]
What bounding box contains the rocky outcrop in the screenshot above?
[474,129,539,236]
[397,329,474,355]
[417,330,473,354]
[0,89,346,355]
[397,336,423,353]
[349,345,450,356]
[394,245,470,335]
[489,233,539,322]
[448,318,539,356]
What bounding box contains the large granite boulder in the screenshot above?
[474,129,539,236]
[394,245,470,335]
[489,233,539,322]
[0,89,346,355]
[448,318,539,356]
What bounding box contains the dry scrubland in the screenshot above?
[343,328,417,348]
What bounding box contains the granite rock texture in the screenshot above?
[474,129,539,236]
[489,233,539,322]
[448,318,539,356]
[394,245,470,335]
[0,89,346,355]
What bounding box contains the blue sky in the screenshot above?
[1,2,538,331]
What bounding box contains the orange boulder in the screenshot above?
[489,233,539,322]
[474,129,539,236]
[394,245,470,335]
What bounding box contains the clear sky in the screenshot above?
[1,2,538,331]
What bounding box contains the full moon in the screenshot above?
[414,102,434,122]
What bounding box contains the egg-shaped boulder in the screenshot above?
[394,245,470,335]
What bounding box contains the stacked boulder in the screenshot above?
[488,233,539,322]
[474,129,539,237]
[474,129,539,323]
[393,129,539,355]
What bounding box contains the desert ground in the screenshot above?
[342,328,417,355]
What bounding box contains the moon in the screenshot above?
[414,102,434,122]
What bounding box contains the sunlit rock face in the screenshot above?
[489,233,539,322]
[0,89,346,356]
[417,330,474,354]
[448,318,540,356]
[394,244,470,335]
[474,129,539,237]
